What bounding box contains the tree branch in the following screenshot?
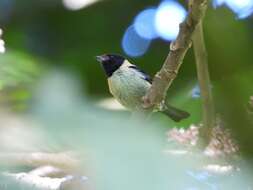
[192,21,215,141]
[143,0,209,108]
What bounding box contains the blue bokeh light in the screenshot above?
[155,0,187,41]
[122,25,151,57]
[191,85,201,99]
[213,0,253,19]
[133,8,158,40]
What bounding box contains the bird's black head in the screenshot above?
[96,54,125,77]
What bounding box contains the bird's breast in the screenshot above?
[107,68,151,110]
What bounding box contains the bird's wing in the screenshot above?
[128,65,152,84]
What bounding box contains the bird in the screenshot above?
[96,54,190,122]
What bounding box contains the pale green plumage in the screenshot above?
[108,61,151,111]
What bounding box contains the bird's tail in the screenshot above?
[161,104,190,122]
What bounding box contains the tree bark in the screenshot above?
[192,21,215,142]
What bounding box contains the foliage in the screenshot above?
[0,51,42,111]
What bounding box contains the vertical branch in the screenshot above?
[192,21,215,141]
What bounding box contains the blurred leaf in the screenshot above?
[0,51,43,111]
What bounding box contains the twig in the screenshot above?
[192,20,215,142]
[143,0,209,108]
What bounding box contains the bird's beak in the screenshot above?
[96,55,109,63]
